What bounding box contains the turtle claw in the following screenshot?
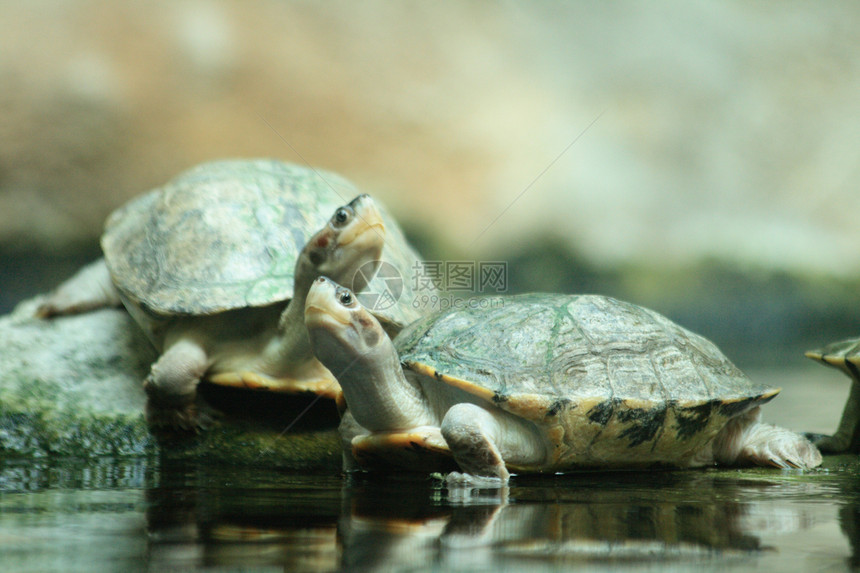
[768,457,802,470]
[436,472,509,505]
[784,458,802,469]
[443,471,507,489]
[759,440,821,470]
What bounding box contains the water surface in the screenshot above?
[0,367,856,572]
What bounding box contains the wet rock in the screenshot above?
[0,297,341,470]
[0,298,154,457]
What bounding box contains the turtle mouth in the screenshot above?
[338,201,386,248]
[305,304,351,327]
[339,220,385,248]
[305,280,353,331]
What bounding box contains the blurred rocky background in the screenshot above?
[1,1,859,367]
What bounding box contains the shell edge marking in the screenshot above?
[402,359,497,402]
[673,400,716,441]
[716,388,780,417]
[546,398,573,417]
[616,401,667,448]
[587,399,618,426]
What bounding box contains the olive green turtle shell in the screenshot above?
[395,293,779,468]
[102,159,429,329]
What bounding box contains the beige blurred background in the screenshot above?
[1,1,859,365]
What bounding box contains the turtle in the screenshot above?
[36,159,431,430]
[804,337,860,453]
[304,277,822,485]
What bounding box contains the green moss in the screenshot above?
[0,407,155,458]
[0,405,341,471]
[162,422,342,472]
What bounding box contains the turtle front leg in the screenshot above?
[441,404,508,487]
[440,403,545,487]
[144,338,211,432]
[815,379,860,453]
[36,258,122,318]
[712,407,822,469]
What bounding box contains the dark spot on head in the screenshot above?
[363,330,380,347]
[309,251,324,266]
[358,317,380,347]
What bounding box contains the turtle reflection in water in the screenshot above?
[305,278,822,486]
[37,159,428,431]
[339,482,775,568]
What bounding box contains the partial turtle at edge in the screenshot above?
[805,338,860,453]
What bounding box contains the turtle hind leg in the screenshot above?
[814,379,860,453]
[144,338,213,433]
[713,407,822,469]
[35,258,122,318]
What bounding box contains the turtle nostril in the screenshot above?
[348,194,370,207]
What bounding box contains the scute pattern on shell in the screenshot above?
[396,293,779,468]
[102,159,352,315]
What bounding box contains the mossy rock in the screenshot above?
[0,298,340,470]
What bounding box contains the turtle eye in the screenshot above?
[332,207,351,227]
[338,289,354,307]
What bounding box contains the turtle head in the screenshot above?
[299,194,386,293]
[305,276,389,374]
